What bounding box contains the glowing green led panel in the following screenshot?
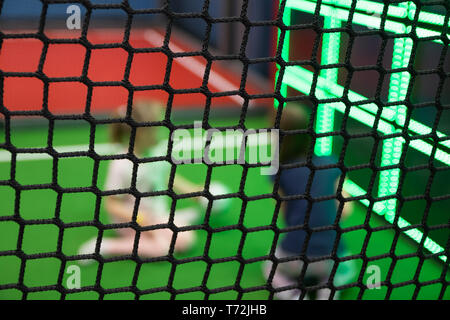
[276,0,449,262]
[315,11,341,157]
[343,179,447,263]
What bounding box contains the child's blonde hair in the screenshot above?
[110,100,164,151]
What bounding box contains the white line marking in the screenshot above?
[144,29,245,106]
[0,132,271,162]
[0,143,116,162]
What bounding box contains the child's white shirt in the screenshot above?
[104,141,171,219]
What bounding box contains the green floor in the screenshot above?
[0,116,448,300]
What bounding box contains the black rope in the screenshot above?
[0,0,448,301]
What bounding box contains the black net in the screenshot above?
[0,0,449,301]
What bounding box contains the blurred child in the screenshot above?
[264,103,354,300]
[79,100,207,259]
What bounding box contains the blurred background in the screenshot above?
[0,0,448,300]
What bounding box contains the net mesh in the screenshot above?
[0,0,449,300]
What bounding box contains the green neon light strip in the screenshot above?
[409,139,450,165]
[289,0,406,19]
[287,0,450,30]
[274,6,292,109]
[281,6,291,63]
[281,65,450,165]
[281,64,450,155]
[387,37,412,123]
[280,6,291,104]
[286,0,405,33]
[282,64,395,120]
[306,0,406,19]
[278,3,450,150]
[343,179,448,263]
[286,0,450,45]
[406,119,450,149]
[417,10,450,27]
[315,12,340,156]
[379,3,414,223]
[283,66,394,134]
[278,0,449,265]
[378,135,404,224]
[414,27,450,44]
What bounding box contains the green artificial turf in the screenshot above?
[0,117,448,300]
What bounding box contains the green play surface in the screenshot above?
[0,116,448,300]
